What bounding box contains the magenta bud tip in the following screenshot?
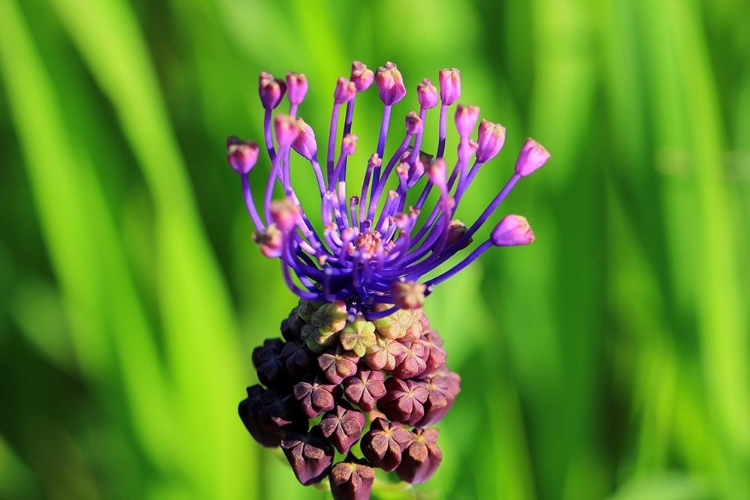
[455,104,480,138]
[351,61,374,91]
[334,77,357,104]
[515,138,550,177]
[291,118,318,160]
[376,62,407,106]
[259,72,287,110]
[285,72,308,105]
[405,111,423,135]
[274,114,300,148]
[491,215,535,247]
[417,78,439,109]
[476,120,507,163]
[438,68,461,105]
[342,134,358,156]
[226,137,259,175]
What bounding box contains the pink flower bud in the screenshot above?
[515,138,550,177]
[438,68,461,105]
[270,198,300,232]
[350,61,374,91]
[417,78,439,109]
[341,134,358,156]
[259,72,286,110]
[274,114,300,148]
[405,111,423,135]
[367,154,382,170]
[226,136,259,175]
[285,72,308,105]
[376,62,406,105]
[455,104,479,138]
[491,215,535,246]
[427,158,447,187]
[291,118,317,160]
[334,77,356,104]
[252,225,283,258]
[476,120,506,163]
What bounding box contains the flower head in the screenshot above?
[229,61,549,322]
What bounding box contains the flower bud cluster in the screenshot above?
[239,300,460,498]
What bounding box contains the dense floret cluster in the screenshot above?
[239,300,459,498]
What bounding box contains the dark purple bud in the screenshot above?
[430,367,462,399]
[258,388,308,436]
[364,337,406,372]
[419,332,448,375]
[291,118,317,160]
[319,403,366,454]
[252,225,282,258]
[318,350,359,384]
[334,77,357,104]
[515,138,550,177]
[438,68,461,105]
[281,427,334,486]
[259,72,286,110]
[293,373,341,419]
[329,457,375,500]
[491,215,535,247]
[280,340,316,378]
[414,370,459,427]
[226,137,259,175]
[404,111,423,135]
[391,340,427,379]
[377,378,429,426]
[339,315,377,357]
[391,281,427,310]
[274,114,300,148]
[360,418,413,472]
[351,61,374,91]
[455,104,480,138]
[476,119,507,163]
[238,385,282,447]
[417,78,438,109]
[252,338,286,387]
[343,369,386,411]
[297,299,323,322]
[376,62,406,105]
[285,72,308,105]
[395,427,442,484]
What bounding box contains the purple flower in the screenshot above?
[229,61,548,321]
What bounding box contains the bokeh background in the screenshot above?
[1,0,749,499]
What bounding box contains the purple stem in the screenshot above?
[241,174,265,230]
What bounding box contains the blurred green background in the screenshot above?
[1,0,749,499]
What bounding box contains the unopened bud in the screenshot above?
[455,104,480,138]
[291,118,317,160]
[491,214,535,246]
[438,68,461,105]
[334,77,357,104]
[376,62,407,105]
[285,72,308,105]
[447,220,472,249]
[259,72,286,110]
[274,114,300,148]
[329,458,376,500]
[252,225,283,258]
[391,280,427,310]
[515,138,550,177]
[476,120,507,163]
[427,158,447,187]
[405,111,423,135]
[342,134,358,156]
[270,198,300,232]
[351,61,374,91]
[226,137,259,175]
[417,78,439,109]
